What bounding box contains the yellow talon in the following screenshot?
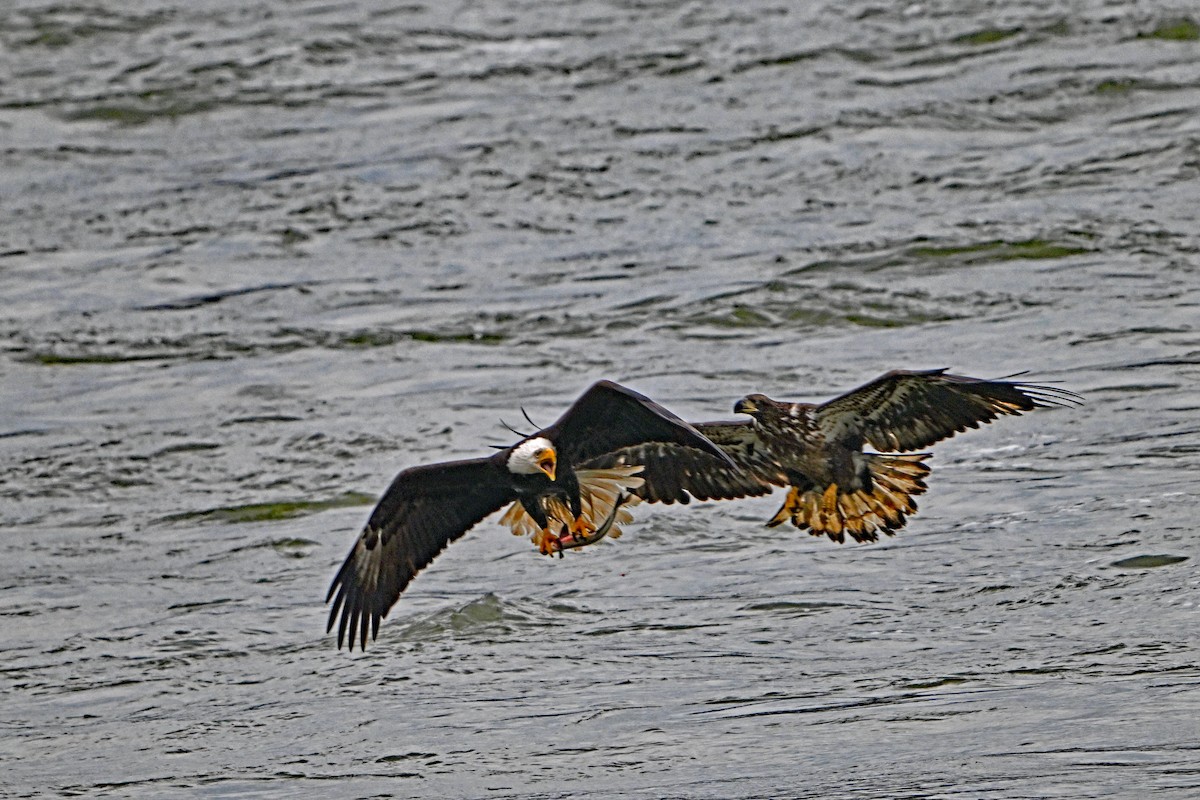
[533,528,561,556]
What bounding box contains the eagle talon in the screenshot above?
[568,516,595,537]
[533,527,562,556]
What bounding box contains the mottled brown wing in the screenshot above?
[582,421,786,504]
[325,456,513,650]
[541,380,737,469]
[816,368,1082,452]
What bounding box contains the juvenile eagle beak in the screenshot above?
[734,397,757,415]
[536,449,557,482]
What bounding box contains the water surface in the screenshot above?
[2,1,1199,797]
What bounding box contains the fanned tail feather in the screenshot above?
[500,466,645,547]
[765,453,931,543]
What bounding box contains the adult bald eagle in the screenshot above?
[325,380,735,650]
[584,369,1080,544]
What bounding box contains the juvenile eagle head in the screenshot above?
[733,394,772,416]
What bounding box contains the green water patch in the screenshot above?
[690,292,958,333]
[407,330,504,344]
[954,27,1022,46]
[844,313,907,328]
[271,538,321,559]
[223,414,304,426]
[337,330,406,348]
[153,442,221,456]
[1094,78,1142,95]
[22,325,504,366]
[16,11,168,49]
[23,349,181,365]
[1141,18,1200,41]
[278,227,311,246]
[909,238,1091,263]
[336,328,505,347]
[62,98,218,126]
[1109,554,1188,569]
[703,305,775,328]
[733,51,822,73]
[781,307,842,326]
[838,302,955,329]
[164,491,376,524]
[900,676,968,690]
[739,600,846,617]
[22,29,74,48]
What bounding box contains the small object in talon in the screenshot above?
[555,523,569,558]
[556,494,630,551]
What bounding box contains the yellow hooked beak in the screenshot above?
[734,397,757,415]
[536,448,557,482]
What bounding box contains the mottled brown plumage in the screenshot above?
[588,369,1080,543]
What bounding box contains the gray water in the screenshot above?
[2,1,1199,797]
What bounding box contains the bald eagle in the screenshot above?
[584,369,1081,544]
[325,380,735,650]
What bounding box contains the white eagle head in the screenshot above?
[507,436,557,481]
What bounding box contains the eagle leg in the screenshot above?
[532,526,566,557]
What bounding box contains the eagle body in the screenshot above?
[585,368,1079,544]
[497,436,644,551]
[732,392,932,541]
[326,380,735,650]
[325,370,1078,649]
[502,436,583,533]
[737,398,846,488]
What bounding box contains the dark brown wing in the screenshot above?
[325,456,513,650]
[582,421,787,504]
[816,368,1082,452]
[541,380,737,468]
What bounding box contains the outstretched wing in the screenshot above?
[326,456,513,650]
[817,368,1082,452]
[542,380,736,468]
[582,421,787,504]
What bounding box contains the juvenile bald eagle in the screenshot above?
[584,369,1080,544]
[325,380,735,649]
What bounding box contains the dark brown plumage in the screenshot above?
[587,369,1080,543]
[325,380,735,650]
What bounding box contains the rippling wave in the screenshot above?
[2,0,1198,797]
